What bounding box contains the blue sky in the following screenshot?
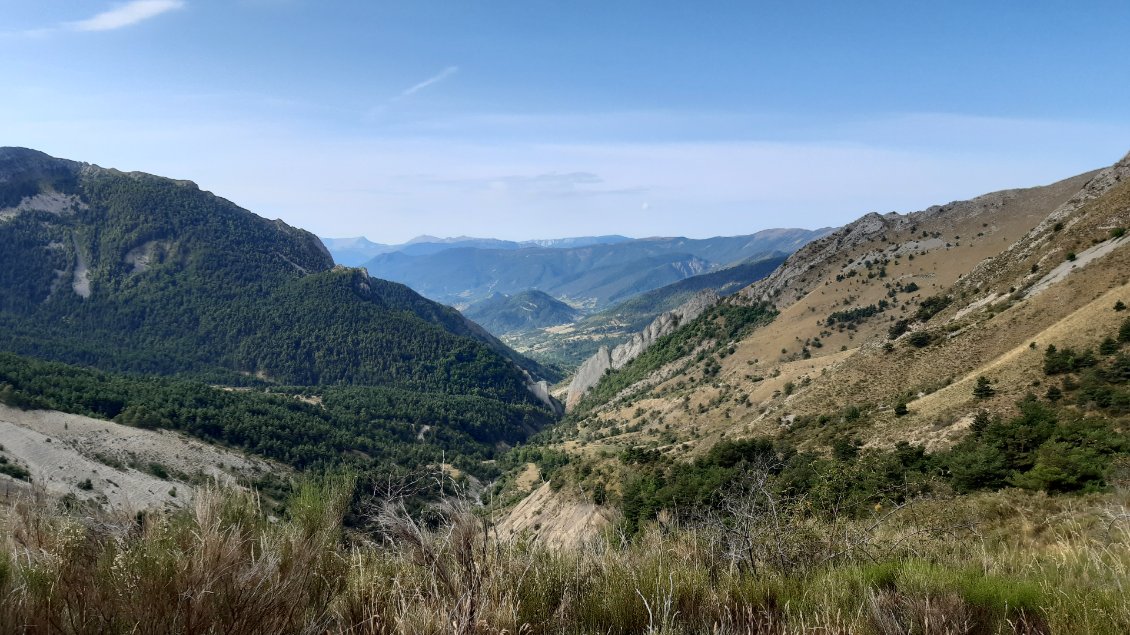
[2,1,1128,243]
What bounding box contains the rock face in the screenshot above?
[565,347,613,410]
[525,379,563,416]
[565,290,718,410]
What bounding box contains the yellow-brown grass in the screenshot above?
[2,481,1129,634]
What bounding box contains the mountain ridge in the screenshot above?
[321,234,635,266]
[359,229,825,310]
[0,148,559,482]
[497,155,1129,546]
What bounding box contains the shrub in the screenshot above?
[915,295,952,322]
[969,410,992,436]
[888,319,910,339]
[0,458,31,482]
[907,331,933,348]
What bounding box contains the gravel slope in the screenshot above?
[0,404,283,510]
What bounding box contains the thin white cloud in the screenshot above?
[67,0,185,32]
[399,66,459,99]
[363,66,460,122]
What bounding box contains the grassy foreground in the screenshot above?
[1,479,1128,634]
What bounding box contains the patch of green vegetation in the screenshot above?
[617,437,935,535]
[0,456,31,482]
[1043,344,1097,375]
[906,330,934,348]
[914,294,952,322]
[944,398,1127,493]
[612,318,1130,533]
[571,301,776,415]
[0,156,553,398]
[827,300,888,327]
[0,352,553,481]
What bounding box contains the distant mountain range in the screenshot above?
[328,229,827,311]
[321,234,633,266]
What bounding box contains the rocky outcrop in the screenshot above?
[737,167,1104,313]
[565,290,718,410]
[525,378,563,416]
[565,346,613,410]
[495,481,615,549]
[124,240,172,274]
[738,212,908,309]
[953,155,1127,296]
[71,235,91,299]
[0,192,86,221]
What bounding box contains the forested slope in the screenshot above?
[0,147,557,483]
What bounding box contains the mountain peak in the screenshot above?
[0,147,82,187]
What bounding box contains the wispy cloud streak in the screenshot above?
[67,0,185,32]
[398,66,459,99]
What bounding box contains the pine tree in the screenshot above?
[973,376,995,399]
[970,409,992,436]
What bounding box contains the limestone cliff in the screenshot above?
[565,290,719,409]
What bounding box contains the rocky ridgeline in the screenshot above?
[737,212,908,309]
[735,176,1089,312]
[955,153,1129,298]
[565,290,719,410]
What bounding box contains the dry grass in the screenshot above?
[1,482,1128,634]
[569,168,1097,458]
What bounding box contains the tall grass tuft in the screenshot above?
[0,486,1127,633]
